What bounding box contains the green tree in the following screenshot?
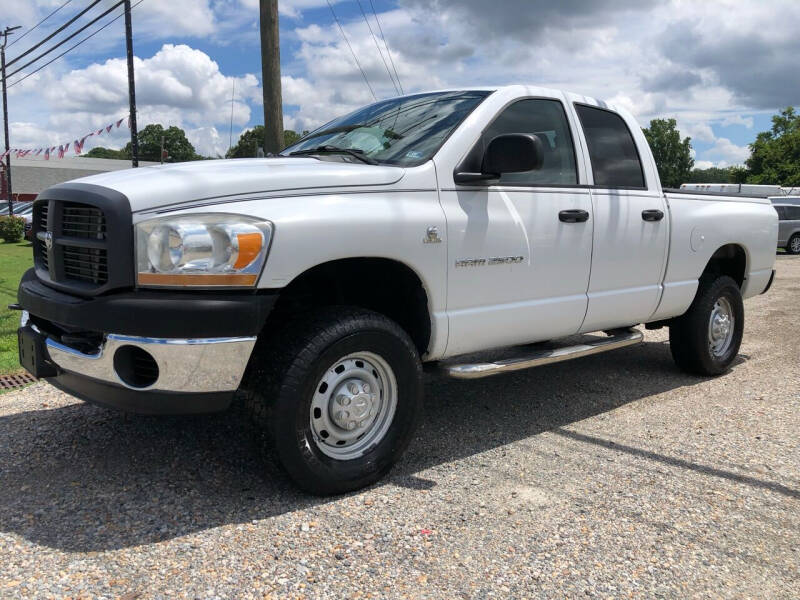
[226,126,307,158]
[642,118,694,188]
[683,165,748,184]
[123,124,199,162]
[82,146,127,159]
[746,107,800,186]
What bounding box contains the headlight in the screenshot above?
[135,214,272,287]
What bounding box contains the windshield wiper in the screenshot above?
[289,145,379,165]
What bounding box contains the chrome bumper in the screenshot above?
[24,313,256,393]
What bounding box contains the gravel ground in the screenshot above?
[1,256,798,599]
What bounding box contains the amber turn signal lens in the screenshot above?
[234,232,263,269]
[137,273,258,286]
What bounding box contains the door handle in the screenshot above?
[559,209,590,223]
[642,209,664,222]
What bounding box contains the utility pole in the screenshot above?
[123,0,139,167]
[1,26,20,212]
[259,0,283,155]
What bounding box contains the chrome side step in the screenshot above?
[440,328,643,380]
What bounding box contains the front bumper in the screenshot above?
[17,270,278,414]
[20,313,256,414]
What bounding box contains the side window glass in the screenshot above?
[789,207,800,220]
[575,104,645,188]
[775,207,785,220]
[483,99,578,186]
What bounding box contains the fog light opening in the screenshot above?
[113,345,159,388]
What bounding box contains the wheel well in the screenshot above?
[267,258,431,354]
[703,244,746,288]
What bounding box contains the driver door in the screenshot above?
[437,96,593,357]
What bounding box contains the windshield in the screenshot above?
[282,90,492,167]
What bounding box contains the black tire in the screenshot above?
[241,307,422,495]
[787,234,800,255]
[668,274,744,376]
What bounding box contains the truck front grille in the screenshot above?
[34,200,112,291]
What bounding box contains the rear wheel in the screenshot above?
[242,307,422,495]
[669,275,744,376]
[787,234,800,255]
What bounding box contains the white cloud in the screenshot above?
[721,114,754,129]
[5,44,261,157]
[694,160,715,170]
[701,137,751,166]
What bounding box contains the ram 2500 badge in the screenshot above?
[17,86,778,494]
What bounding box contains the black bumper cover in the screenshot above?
[18,268,278,338]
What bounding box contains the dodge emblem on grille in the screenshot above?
[44,231,54,250]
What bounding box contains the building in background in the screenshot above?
[0,157,158,202]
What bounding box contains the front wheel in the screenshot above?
[242,307,423,495]
[669,275,744,376]
[787,234,800,255]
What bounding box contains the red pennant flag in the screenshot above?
[116,118,124,128]
[96,128,104,136]
[44,148,50,161]
[106,123,113,133]
[74,139,83,155]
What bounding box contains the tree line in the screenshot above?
[643,107,799,187]
[84,124,308,162]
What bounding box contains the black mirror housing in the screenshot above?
[482,133,544,176]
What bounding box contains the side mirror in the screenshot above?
[454,133,544,184]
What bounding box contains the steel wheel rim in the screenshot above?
[309,351,398,460]
[708,296,735,358]
[791,237,800,253]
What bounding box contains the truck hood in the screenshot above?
[60,157,406,212]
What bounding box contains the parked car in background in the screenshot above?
[773,202,800,253]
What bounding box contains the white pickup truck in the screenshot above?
[17,85,778,494]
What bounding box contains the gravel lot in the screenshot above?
[1,256,798,599]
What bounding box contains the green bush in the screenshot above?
[0,216,25,243]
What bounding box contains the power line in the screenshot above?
[7,0,74,48]
[6,1,125,80]
[6,1,102,67]
[7,0,146,89]
[369,0,403,95]
[356,0,399,95]
[326,0,377,101]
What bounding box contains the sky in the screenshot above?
[0,0,797,167]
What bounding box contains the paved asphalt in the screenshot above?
[1,255,798,599]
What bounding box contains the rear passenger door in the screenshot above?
[572,103,669,332]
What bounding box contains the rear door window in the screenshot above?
[789,206,800,220]
[575,104,645,189]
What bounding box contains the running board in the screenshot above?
[440,328,643,380]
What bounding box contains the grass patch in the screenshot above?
[0,241,33,375]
